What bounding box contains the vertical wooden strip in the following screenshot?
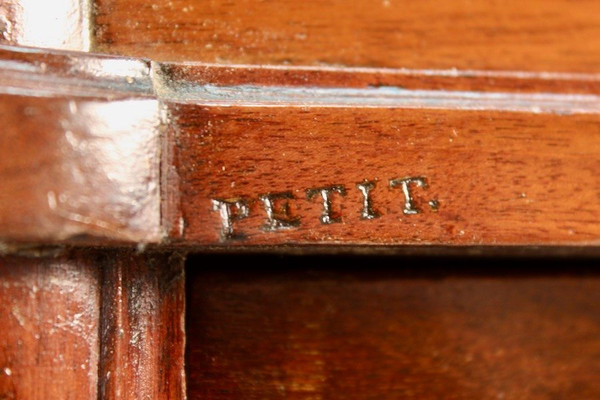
[0,252,101,399]
[98,251,186,400]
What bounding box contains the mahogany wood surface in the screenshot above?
[158,61,600,95]
[3,0,600,398]
[0,251,186,400]
[92,0,600,73]
[167,103,600,247]
[187,255,600,399]
[158,61,600,248]
[98,251,186,400]
[1,45,600,249]
[0,252,101,400]
[0,47,161,245]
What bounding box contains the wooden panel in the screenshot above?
[93,0,600,72]
[156,61,600,249]
[3,46,600,249]
[186,255,600,399]
[0,46,161,245]
[98,251,187,400]
[165,103,600,247]
[0,252,101,399]
[0,250,186,400]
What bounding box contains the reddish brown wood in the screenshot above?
[157,60,600,95]
[98,251,186,400]
[2,46,600,249]
[0,252,101,399]
[0,249,187,400]
[93,0,600,72]
[0,42,188,398]
[156,55,600,249]
[166,104,600,247]
[186,257,600,399]
[0,47,161,245]
[3,0,600,398]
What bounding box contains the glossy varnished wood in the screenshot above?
[166,104,600,246]
[94,0,600,72]
[157,62,600,95]
[0,47,161,245]
[2,0,600,397]
[99,251,186,400]
[0,250,187,400]
[0,252,101,399]
[2,46,600,248]
[187,256,600,399]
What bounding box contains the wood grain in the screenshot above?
[0,250,187,400]
[9,1,600,399]
[98,250,186,400]
[0,252,101,400]
[166,103,600,247]
[93,0,600,72]
[186,256,600,399]
[3,45,600,248]
[0,47,161,245]
[155,61,600,248]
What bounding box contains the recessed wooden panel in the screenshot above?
[186,256,600,399]
[93,0,600,72]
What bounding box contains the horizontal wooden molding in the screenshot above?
[92,0,600,74]
[2,45,600,250]
[155,83,600,115]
